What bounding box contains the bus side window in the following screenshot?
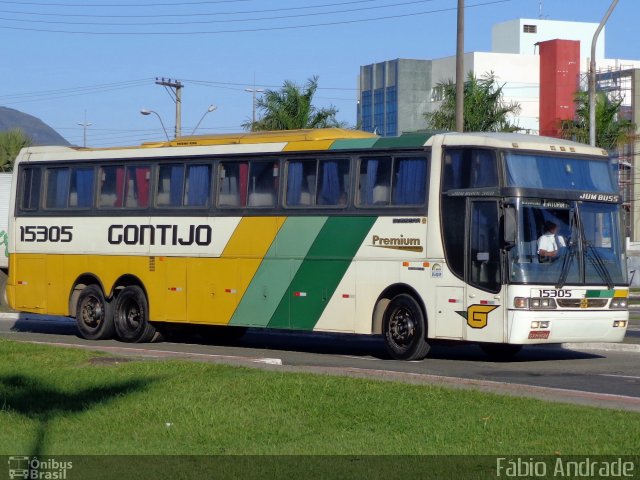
[126,166,150,208]
[45,167,70,209]
[286,160,316,207]
[99,166,123,208]
[391,156,427,205]
[218,162,247,207]
[443,149,497,191]
[157,164,184,208]
[184,164,211,207]
[317,159,349,206]
[69,167,95,208]
[358,157,392,206]
[20,168,41,211]
[247,161,276,208]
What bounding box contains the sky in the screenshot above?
[0,0,638,147]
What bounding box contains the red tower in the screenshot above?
[539,39,580,138]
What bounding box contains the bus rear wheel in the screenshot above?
[382,294,430,361]
[114,285,158,343]
[76,285,114,340]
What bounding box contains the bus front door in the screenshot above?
[464,200,505,343]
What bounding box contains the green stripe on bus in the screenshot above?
[585,290,614,298]
[267,216,377,330]
[329,138,379,150]
[372,132,433,149]
[229,217,328,327]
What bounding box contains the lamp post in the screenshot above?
[140,109,170,141]
[589,0,619,147]
[245,87,264,126]
[77,120,92,148]
[191,104,217,135]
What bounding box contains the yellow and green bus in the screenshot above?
[7,128,629,360]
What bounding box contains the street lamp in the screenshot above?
[245,87,264,126]
[140,109,170,141]
[191,104,217,135]
[77,121,92,148]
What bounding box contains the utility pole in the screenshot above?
[155,77,183,138]
[589,0,619,147]
[455,0,464,133]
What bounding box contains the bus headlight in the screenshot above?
[514,297,557,310]
[610,298,628,309]
[529,298,557,310]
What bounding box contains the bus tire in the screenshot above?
[76,285,115,340]
[480,343,522,360]
[382,294,430,361]
[113,285,157,343]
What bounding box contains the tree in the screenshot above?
[0,129,32,172]
[560,91,636,151]
[424,72,521,132]
[243,76,344,131]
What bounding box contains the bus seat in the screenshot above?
[69,192,77,207]
[156,192,170,206]
[99,193,117,207]
[372,185,389,204]
[218,192,239,207]
[299,191,312,205]
[248,192,274,207]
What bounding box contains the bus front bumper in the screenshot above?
[507,309,628,344]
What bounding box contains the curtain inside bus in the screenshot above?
[393,158,426,205]
[286,161,303,205]
[318,161,339,205]
[75,168,94,208]
[186,165,210,206]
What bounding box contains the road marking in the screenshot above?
[23,340,283,366]
[599,374,640,380]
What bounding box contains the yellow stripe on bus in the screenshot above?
[186,217,286,325]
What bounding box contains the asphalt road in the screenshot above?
[1,314,639,412]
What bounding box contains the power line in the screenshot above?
[0,0,512,35]
[0,0,389,18]
[0,0,254,7]
[0,0,438,26]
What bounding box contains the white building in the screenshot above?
[358,18,640,135]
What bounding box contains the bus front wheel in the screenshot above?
[76,285,115,340]
[114,285,158,343]
[382,294,430,361]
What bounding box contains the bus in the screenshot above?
[6,128,629,360]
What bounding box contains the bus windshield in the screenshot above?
[504,152,616,192]
[508,200,626,286]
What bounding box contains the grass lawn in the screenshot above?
[1,339,639,457]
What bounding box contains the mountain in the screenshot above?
[0,107,70,146]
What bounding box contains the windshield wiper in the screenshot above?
[584,241,614,289]
[556,240,576,289]
[556,209,577,289]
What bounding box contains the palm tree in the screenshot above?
[560,91,636,151]
[425,72,521,132]
[0,129,32,172]
[243,76,344,131]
